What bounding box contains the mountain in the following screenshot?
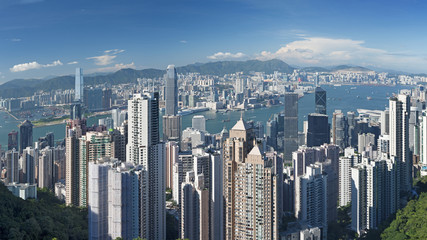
[0,59,294,98]
[301,67,330,73]
[329,65,372,72]
[177,59,295,75]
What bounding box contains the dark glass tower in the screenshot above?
[315,87,327,114]
[19,120,33,153]
[284,93,298,161]
[307,113,330,147]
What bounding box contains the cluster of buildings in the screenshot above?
[2,64,427,240]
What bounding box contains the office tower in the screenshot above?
[266,119,278,150]
[98,117,113,130]
[295,164,328,240]
[223,118,280,240]
[112,108,127,128]
[421,111,427,164]
[351,157,399,235]
[306,113,329,147]
[284,93,299,161]
[8,130,18,150]
[102,88,112,110]
[38,147,54,189]
[22,147,37,184]
[88,160,140,240]
[75,68,84,102]
[347,111,357,147]
[45,132,54,147]
[6,149,19,184]
[389,94,411,193]
[126,92,165,240]
[79,131,114,206]
[84,88,103,111]
[332,110,349,150]
[381,109,390,135]
[209,151,223,240]
[182,127,205,149]
[53,146,66,183]
[315,87,327,114]
[180,172,210,240]
[339,151,359,207]
[235,77,246,94]
[192,115,206,132]
[70,103,82,120]
[165,65,178,116]
[19,120,33,153]
[166,141,179,189]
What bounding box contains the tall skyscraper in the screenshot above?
[65,120,84,206]
[389,94,411,193]
[315,87,327,115]
[22,147,37,184]
[332,110,349,150]
[8,130,18,151]
[126,92,165,240]
[166,141,179,189]
[163,65,181,143]
[223,118,281,240]
[19,120,33,153]
[165,65,178,116]
[38,147,54,189]
[306,113,329,147]
[284,93,299,161]
[75,68,84,102]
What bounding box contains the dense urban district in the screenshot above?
[1,59,427,240]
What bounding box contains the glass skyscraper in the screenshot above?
[75,68,84,102]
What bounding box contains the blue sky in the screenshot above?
[1,0,427,82]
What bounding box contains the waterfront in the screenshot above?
[0,84,408,150]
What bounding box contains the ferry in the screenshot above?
[367,96,372,100]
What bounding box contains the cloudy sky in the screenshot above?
[1,0,427,82]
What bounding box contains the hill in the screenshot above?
[0,184,88,239]
[0,59,293,98]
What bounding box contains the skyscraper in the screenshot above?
[75,68,84,102]
[332,110,349,150]
[8,130,18,151]
[315,87,327,115]
[306,113,329,147]
[223,118,281,239]
[163,65,181,143]
[192,115,206,132]
[19,120,33,153]
[126,92,165,240]
[389,94,411,193]
[166,141,179,189]
[165,65,178,116]
[284,93,299,161]
[6,149,19,184]
[22,147,37,184]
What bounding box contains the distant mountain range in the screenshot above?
[0,59,374,98]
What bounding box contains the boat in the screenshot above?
[367,96,372,100]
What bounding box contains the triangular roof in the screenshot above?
[248,145,262,156]
[231,117,248,131]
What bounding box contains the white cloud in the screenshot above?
[92,62,135,73]
[10,60,63,72]
[87,49,125,66]
[67,61,79,65]
[255,37,427,72]
[207,52,246,60]
[180,40,187,44]
[11,38,21,42]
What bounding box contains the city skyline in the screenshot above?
[2,0,427,82]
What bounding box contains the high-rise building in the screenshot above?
[223,118,281,240]
[6,149,19,184]
[38,147,54,189]
[284,93,299,161]
[381,109,390,135]
[165,65,178,116]
[332,110,349,150]
[19,120,33,153]
[351,157,399,235]
[315,87,327,115]
[22,147,37,184]
[163,115,181,142]
[180,172,210,240]
[389,94,411,193]
[126,92,165,240]
[306,113,329,147]
[209,151,223,240]
[295,164,328,240]
[65,120,84,206]
[8,130,18,151]
[192,115,206,132]
[166,141,179,189]
[339,150,360,207]
[75,68,84,102]
[266,119,278,150]
[88,160,140,240]
[70,103,82,120]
